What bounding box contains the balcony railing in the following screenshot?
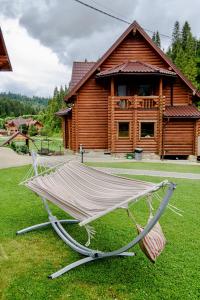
[108,95,164,110]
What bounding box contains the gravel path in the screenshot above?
[1,147,200,180]
[0,147,32,169]
[94,167,200,180]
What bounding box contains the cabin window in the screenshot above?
[138,84,153,96]
[140,122,155,138]
[118,122,130,138]
[117,84,127,96]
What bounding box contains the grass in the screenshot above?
[1,166,200,299]
[86,161,200,174]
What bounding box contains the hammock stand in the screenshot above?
[17,153,176,279]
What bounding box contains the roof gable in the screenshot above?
[66,21,199,101]
[0,27,12,71]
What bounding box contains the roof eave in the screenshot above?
[163,115,200,119]
[96,72,176,78]
[0,27,12,71]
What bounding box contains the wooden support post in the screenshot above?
[110,77,115,153]
[75,96,79,152]
[170,82,174,106]
[158,77,163,156]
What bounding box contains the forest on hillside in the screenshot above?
[0,92,49,118]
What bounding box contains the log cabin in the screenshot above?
[57,21,200,158]
[0,27,12,71]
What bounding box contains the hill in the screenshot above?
[0,92,49,118]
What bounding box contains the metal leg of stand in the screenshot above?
[16,219,79,235]
[49,257,96,279]
[16,221,52,235]
[49,251,136,279]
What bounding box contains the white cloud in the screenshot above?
[0,18,68,96]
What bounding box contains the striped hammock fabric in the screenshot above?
[25,161,165,226]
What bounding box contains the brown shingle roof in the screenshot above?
[96,60,176,77]
[66,21,199,101]
[6,117,32,128]
[164,105,200,118]
[0,27,12,71]
[69,61,95,91]
[55,107,72,116]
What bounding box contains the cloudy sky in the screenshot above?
[0,0,200,97]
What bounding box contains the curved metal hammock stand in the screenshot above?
[17,153,176,279]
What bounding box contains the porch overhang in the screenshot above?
[163,105,200,119]
[96,60,176,79]
[55,108,72,117]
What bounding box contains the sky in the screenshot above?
[0,0,200,97]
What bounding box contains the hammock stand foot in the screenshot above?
[49,252,136,279]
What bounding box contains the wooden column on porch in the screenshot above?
[110,77,115,153]
[158,77,163,156]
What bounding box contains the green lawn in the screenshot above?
[86,161,200,174]
[1,166,200,299]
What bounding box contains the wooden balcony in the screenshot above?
[108,95,165,110]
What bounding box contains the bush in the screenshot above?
[10,141,16,151]
[15,144,29,154]
[40,126,51,137]
[29,125,38,136]
[10,142,29,154]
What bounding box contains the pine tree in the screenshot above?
[167,21,198,88]
[152,31,161,48]
[156,31,161,48]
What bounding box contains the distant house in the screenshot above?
[57,21,200,158]
[5,117,43,135]
[1,131,33,147]
[0,27,12,71]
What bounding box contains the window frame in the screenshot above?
[139,121,156,139]
[117,121,131,140]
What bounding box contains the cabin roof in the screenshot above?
[0,27,12,71]
[96,60,176,77]
[6,117,41,127]
[164,105,200,119]
[69,61,95,91]
[55,107,72,116]
[66,21,199,101]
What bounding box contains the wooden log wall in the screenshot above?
[73,78,109,150]
[163,120,195,155]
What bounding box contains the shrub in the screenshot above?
[10,141,16,151]
[29,125,38,136]
[40,126,51,137]
[15,144,29,154]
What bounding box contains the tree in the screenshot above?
[152,31,161,47]
[167,21,198,88]
[28,124,38,136]
[40,85,68,134]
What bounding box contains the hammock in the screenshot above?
[17,152,176,279]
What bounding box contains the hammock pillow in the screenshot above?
[136,221,166,262]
